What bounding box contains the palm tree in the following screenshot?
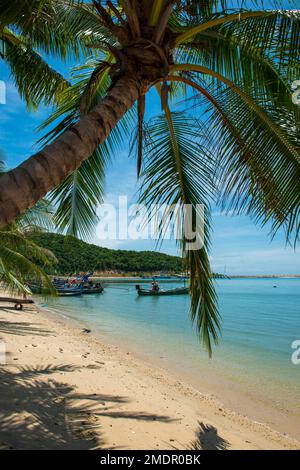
[0,205,56,296]
[0,226,56,295]
[0,157,56,294]
[0,0,299,353]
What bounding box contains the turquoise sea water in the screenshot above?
[44,278,300,437]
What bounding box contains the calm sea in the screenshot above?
[43,278,300,438]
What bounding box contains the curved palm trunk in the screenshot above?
[0,74,141,228]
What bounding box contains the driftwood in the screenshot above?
[0,297,34,310]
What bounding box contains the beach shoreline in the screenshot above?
[47,307,300,443]
[0,296,299,450]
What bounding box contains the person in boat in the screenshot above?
[151,280,159,292]
[81,272,94,284]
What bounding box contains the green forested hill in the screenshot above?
[29,232,184,274]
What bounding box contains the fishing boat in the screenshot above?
[57,289,82,297]
[82,283,104,294]
[27,282,82,297]
[56,286,83,297]
[52,272,104,295]
[135,285,189,296]
[52,278,66,287]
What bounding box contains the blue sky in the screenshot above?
[1,54,299,275]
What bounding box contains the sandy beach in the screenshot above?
[0,296,299,451]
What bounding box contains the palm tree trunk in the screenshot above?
[0,74,141,228]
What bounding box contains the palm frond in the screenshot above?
[0,174,56,293]
[139,110,220,355]
[0,0,108,59]
[0,230,56,294]
[16,199,54,233]
[172,0,286,22]
[217,9,300,81]
[178,74,300,243]
[2,29,69,109]
[49,148,105,239]
[174,26,297,114]
[174,9,300,82]
[148,0,166,26]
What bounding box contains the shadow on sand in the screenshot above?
[189,421,230,450]
[0,320,52,337]
[0,306,52,337]
[0,363,174,449]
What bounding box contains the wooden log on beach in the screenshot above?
[0,297,34,311]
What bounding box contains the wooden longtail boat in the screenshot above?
[82,285,104,294]
[53,277,104,295]
[28,283,81,297]
[57,290,82,297]
[135,285,189,296]
[55,287,83,296]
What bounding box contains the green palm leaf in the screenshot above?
[139,110,220,355]
[0,162,56,293]
[0,0,104,59]
[0,230,56,294]
[2,30,68,109]
[180,74,300,242]
[49,148,105,239]
[16,199,54,233]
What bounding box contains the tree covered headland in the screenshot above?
[29,232,184,275]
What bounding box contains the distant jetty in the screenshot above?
[229,274,300,279]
